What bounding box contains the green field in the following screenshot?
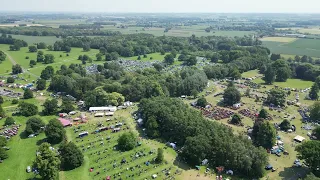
[102,25,253,37]
[10,35,60,45]
[122,53,168,61]
[262,38,320,57]
[0,44,99,80]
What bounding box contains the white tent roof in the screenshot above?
[89,106,117,112]
[294,135,305,142]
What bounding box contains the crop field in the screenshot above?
[35,19,87,28]
[262,38,320,57]
[260,37,297,43]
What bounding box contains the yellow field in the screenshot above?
[261,36,297,43]
[298,28,320,34]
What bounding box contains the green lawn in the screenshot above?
[253,78,313,89]
[241,69,260,78]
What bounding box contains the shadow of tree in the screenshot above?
[19,130,28,139]
[278,166,309,180]
[36,138,47,146]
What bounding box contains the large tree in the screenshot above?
[230,114,242,125]
[4,117,15,126]
[23,88,34,99]
[28,45,38,52]
[258,109,268,119]
[42,99,59,115]
[36,79,47,90]
[313,126,320,140]
[296,141,320,174]
[45,119,66,144]
[60,99,75,113]
[263,65,275,85]
[25,117,45,135]
[117,132,136,151]
[310,102,320,123]
[266,88,286,106]
[155,148,164,163]
[0,136,7,147]
[252,120,276,149]
[279,119,291,131]
[197,97,207,108]
[33,143,61,180]
[164,54,174,65]
[12,64,22,74]
[40,66,55,80]
[18,102,38,117]
[0,105,5,118]
[272,59,291,82]
[223,84,241,106]
[0,148,8,160]
[309,83,319,100]
[59,142,84,170]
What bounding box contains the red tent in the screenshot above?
[58,118,72,127]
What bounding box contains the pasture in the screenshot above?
[262,38,320,57]
[260,37,297,43]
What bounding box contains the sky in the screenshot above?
[1,0,320,13]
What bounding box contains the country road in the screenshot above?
[1,49,39,78]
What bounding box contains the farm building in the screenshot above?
[294,135,305,143]
[89,106,117,112]
[58,118,72,127]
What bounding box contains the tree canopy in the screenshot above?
[45,119,66,144]
[42,99,59,115]
[252,120,276,149]
[18,102,38,117]
[23,88,33,99]
[33,143,61,180]
[59,142,84,170]
[117,132,137,151]
[266,88,286,106]
[25,117,45,135]
[223,83,241,106]
[296,141,320,173]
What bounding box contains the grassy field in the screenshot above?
[0,44,99,80]
[262,39,320,57]
[261,37,297,43]
[10,35,60,45]
[121,53,168,61]
[241,70,260,78]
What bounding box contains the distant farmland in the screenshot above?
[10,35,60,45]
[262,38,320,57]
